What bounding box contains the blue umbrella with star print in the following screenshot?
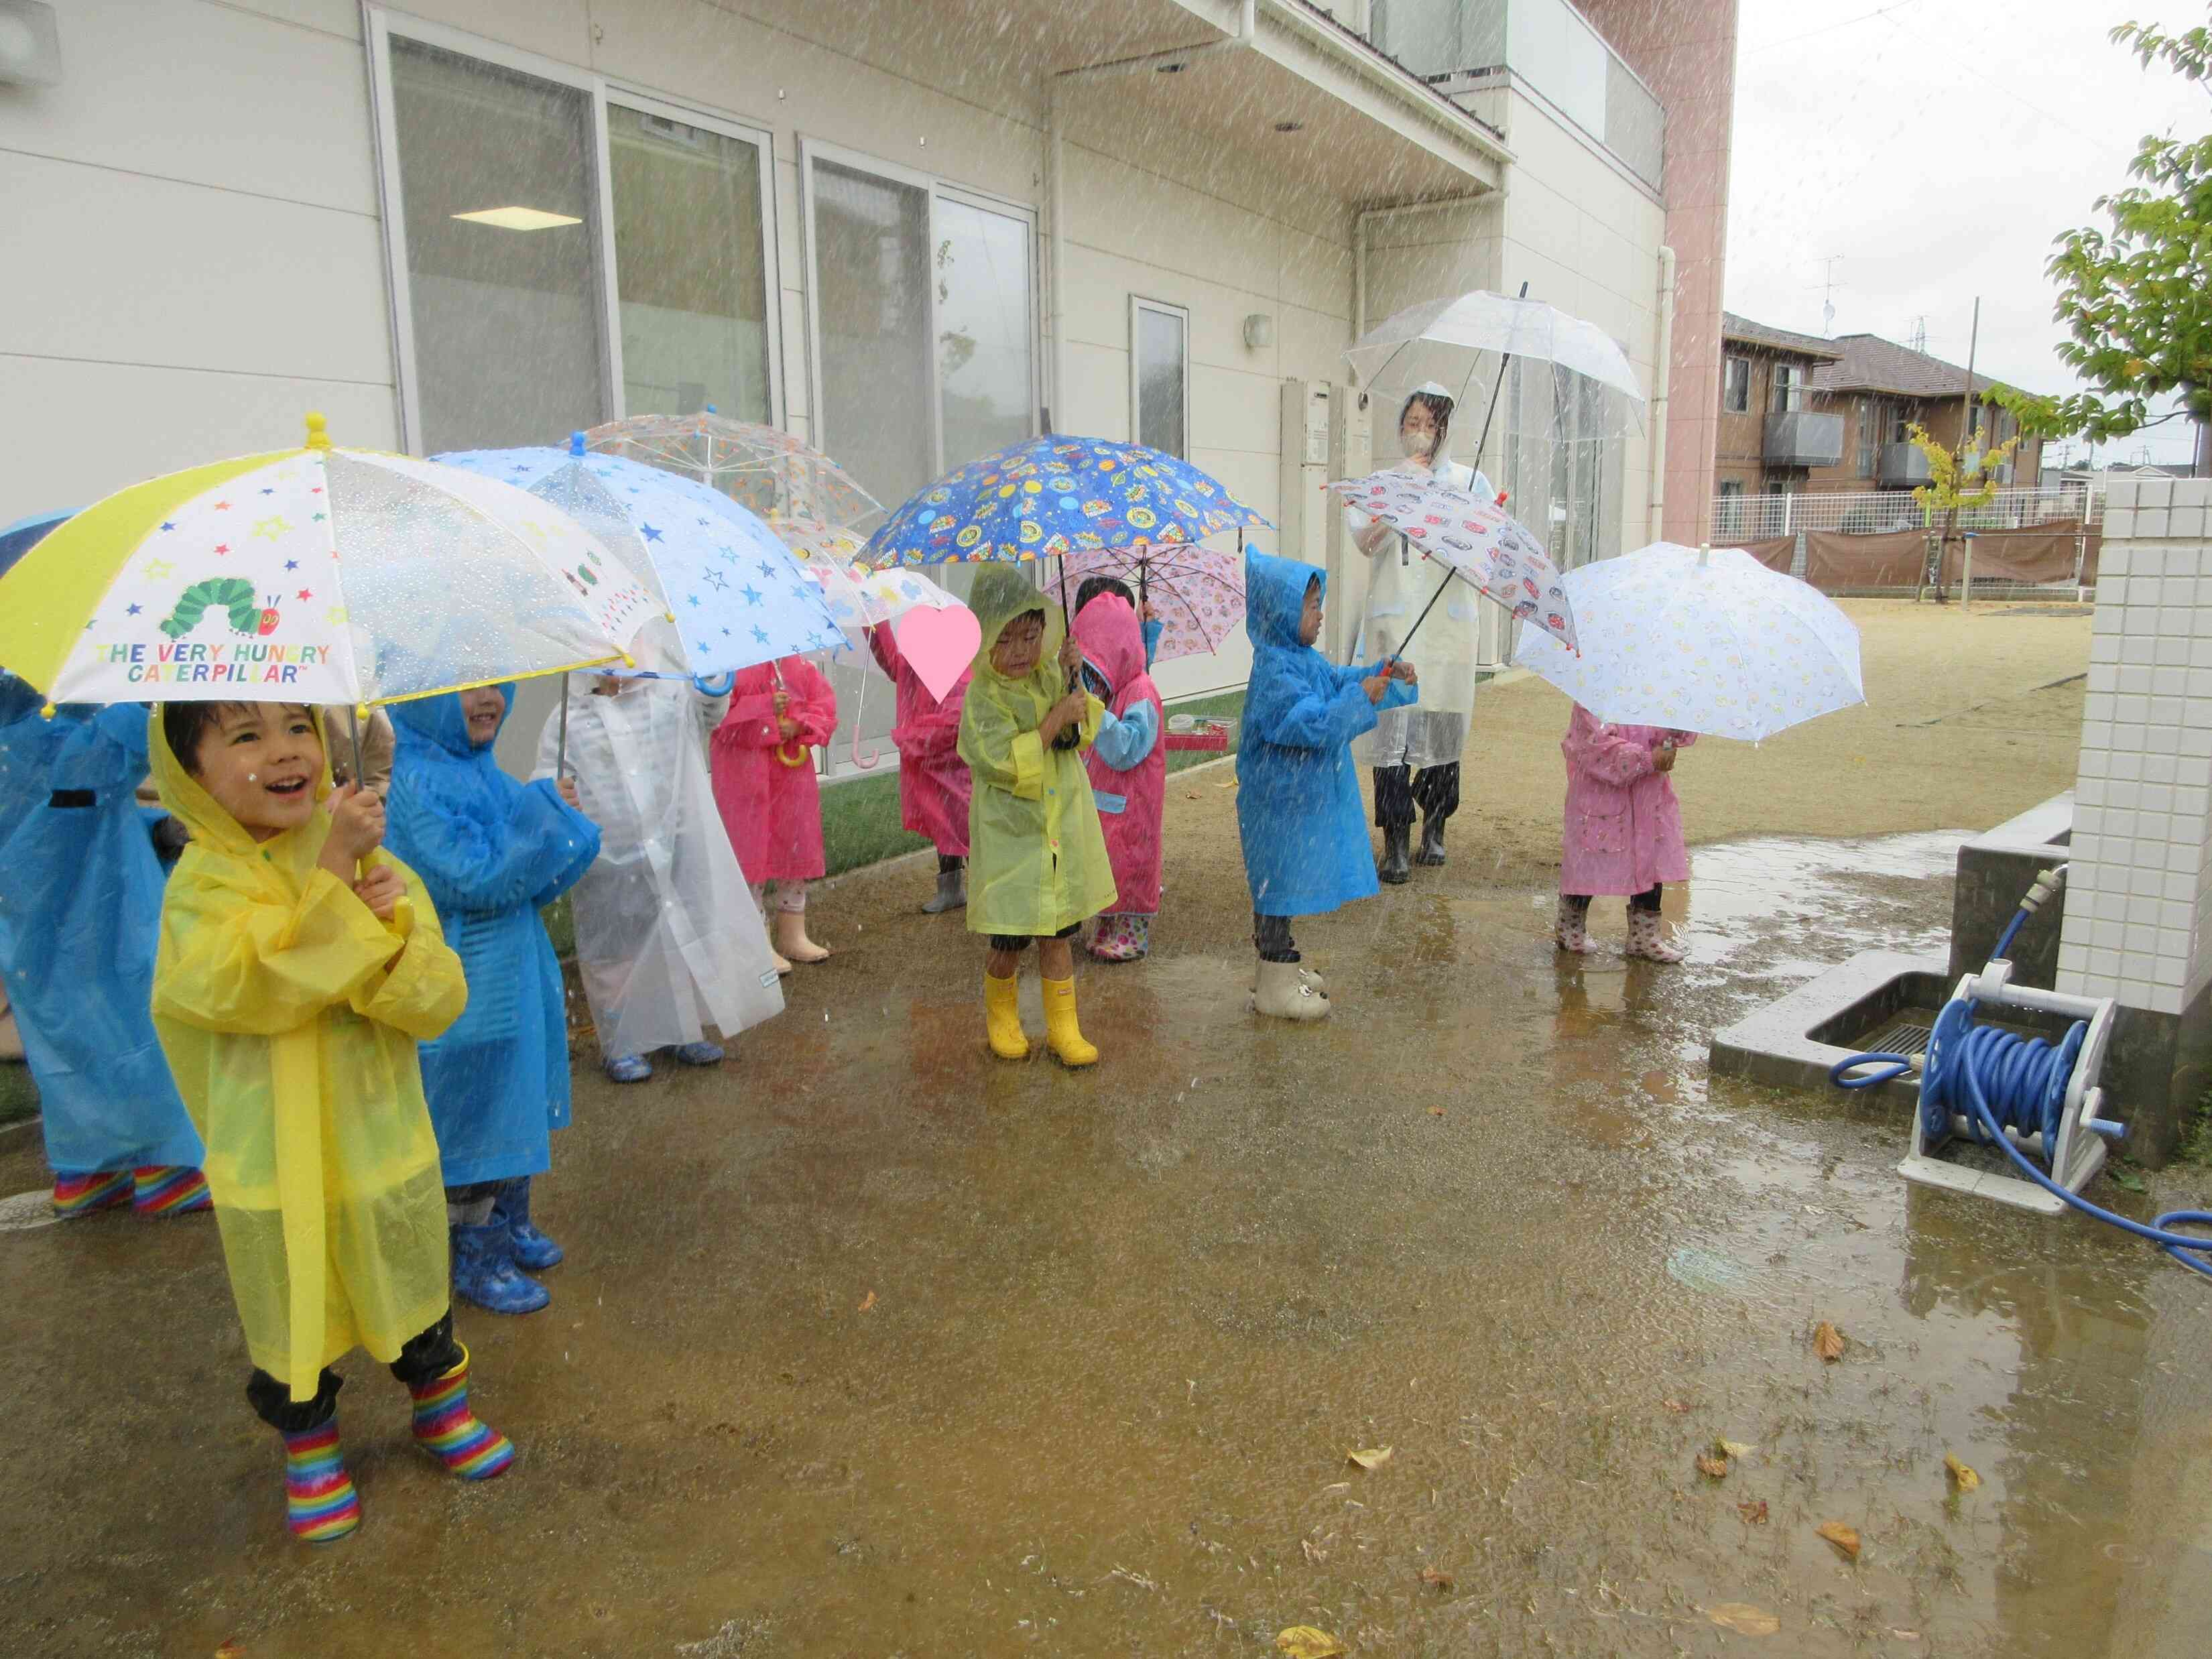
[434,436,844,680]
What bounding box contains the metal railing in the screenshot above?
[1708,485,2103,545]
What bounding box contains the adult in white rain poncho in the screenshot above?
[534,674,784,1083]
[1346,383,1494,884]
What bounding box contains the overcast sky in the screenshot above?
[1726,0,2207,465]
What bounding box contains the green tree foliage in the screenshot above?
[1993,18,2212,448]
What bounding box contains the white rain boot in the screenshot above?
[773,908,831,965]
[1625,908,1684,963]
[1556,896,1595,955]
[1251,957,1330,1021]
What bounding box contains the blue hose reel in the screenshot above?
[1832,867,2212,1278]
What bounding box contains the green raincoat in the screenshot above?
[958,566,1117,937]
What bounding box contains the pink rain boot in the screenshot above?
[1625,908,1684,963]
[1555,896,1595,955]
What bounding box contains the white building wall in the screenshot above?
[2058,475,2212,1016]
[3,0,1664,710]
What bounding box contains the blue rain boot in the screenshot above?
[675,1040,725,1066]
[450,1219,550,1316]
[604,1053,653,1084]
[491,1178,563,1272]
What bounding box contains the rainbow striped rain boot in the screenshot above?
[132,1166,212,1217]
[51,1170,132,1219]
[281,1421,362,1544]
[408,1343,516,1481]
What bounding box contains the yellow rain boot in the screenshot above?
[1040,976,1099,1068]
[985,971,1031,1060]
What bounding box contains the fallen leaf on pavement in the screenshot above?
[1276,1627,1347,1658]
[1696,1451,1729,1479]
[1420,1566,1455,1592]
[1661,1398,1694,1414]
[1428,1106,1446,1117]
[2109,1166,2147,1193]
[1737,1499,1769,1524]
[1889,1630,1921,1642]
[1347,1446,1394,1471]
[1718,1439,1755,1457]
[1301,1537,1327,1565]
[1812,1321,1847,1362]
[214,1645,247,1658]
[1707,1603,1780,1636]
[1945,1453,1980,1492]
[1816,1521,1861,1560]
[857,1290,877,1313]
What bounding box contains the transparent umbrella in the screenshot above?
[582,410,886,538]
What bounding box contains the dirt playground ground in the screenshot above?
[10,597,2209,1659]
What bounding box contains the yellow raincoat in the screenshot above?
[957,566,1117,937]
[149,709,466,1400]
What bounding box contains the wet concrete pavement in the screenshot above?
[3,824,2209,1658]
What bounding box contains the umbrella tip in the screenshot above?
[304,411,330,452]
[570,431,587,456]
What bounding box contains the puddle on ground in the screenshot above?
[1,831,2205,1657]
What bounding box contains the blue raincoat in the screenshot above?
[1235,553,1416,918]
[0,678,202,1174]
[384,688,599,1187]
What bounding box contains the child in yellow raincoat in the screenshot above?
[957,566,1117,1066]
[149,701,516,1545]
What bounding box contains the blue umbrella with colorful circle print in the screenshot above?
[860,436,1271,613]
[434,436,845,679]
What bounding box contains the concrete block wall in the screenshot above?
[2060,475,2212,1017]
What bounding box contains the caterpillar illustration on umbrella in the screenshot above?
[158,576,282,639]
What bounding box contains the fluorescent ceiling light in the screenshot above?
[450,206,583,231]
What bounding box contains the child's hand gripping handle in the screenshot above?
[318,783,398,917]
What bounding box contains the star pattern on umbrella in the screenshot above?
[641,523,664,543]
[740,584,762,605]
[251,515,291,542]
[751,625,770,645]
[141,557,176,580]
[125,603,141,616]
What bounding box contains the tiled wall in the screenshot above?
[2058,475,2212,1016]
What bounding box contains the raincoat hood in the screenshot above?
[969,565,1058,682]
[150,702,334,865]
[1072,592,1146,700]
[387,683,518,757]
[1245,552,1323,654]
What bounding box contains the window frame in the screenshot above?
[796,134,1042,479]
[1770,361,1804,414]
[1722,355,1751,414]
[1128,296,1190,460]
[365,7,786,453]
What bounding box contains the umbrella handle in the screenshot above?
[556,675,570,779]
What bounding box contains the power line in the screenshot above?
[1742,0,1927,56]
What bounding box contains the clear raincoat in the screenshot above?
[385,689,599,1188]
[0,678,201,1174]
[534,677,784,1060]
[957,566,1116,938]
[1349,459,1489,769]
[1237,552,1416,918]
[149,707,465,1400]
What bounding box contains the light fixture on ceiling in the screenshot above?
[450,206,584,231]
[1273,120,1304,133]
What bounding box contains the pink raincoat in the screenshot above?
[712,656,837,883]
[1558,706,1696,897]
[1072,593,1166,916]
[867,624,972,856]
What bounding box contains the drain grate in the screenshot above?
[1858,1016,1934,1059]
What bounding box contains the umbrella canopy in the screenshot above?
[802,552,964,646]
[1347,291,1645,407]
[0,416,660,710]
[1327,468,1577,654]
[582,411,885,536]
[434,439,844,677]
[1059,541,1243,664]
[862,436,1270,568]
[1511,542,1863,742]
[0,509,74,579]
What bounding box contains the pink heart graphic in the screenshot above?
[895,603,981,702]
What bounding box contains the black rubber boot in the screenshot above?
[1379,824,1412,885]
[1416,815,1447,866]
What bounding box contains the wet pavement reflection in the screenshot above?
[1,833,2207,1656]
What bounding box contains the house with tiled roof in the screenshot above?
[1719,317,2044,508]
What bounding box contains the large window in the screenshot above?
[1770,362,1806,414]
[1130,298,1188,458]
[800,141,1038,511]
[370,18,782,454]
[1722,356,1751,414]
